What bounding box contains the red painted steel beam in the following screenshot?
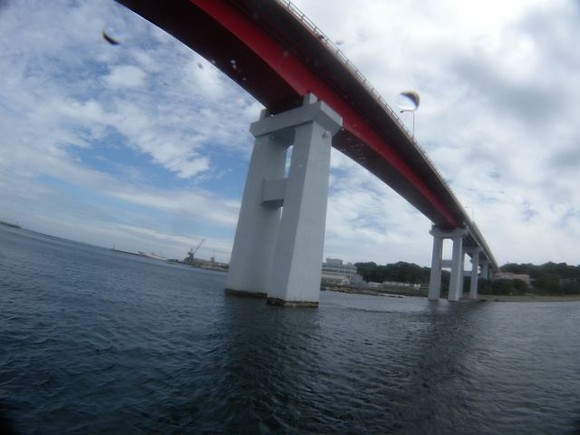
[114,0,460,228]
[191,0,458,227]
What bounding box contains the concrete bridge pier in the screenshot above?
[225,94,342,307]
[428,230,444,301]
[428,227,467,302]
[481,259,490,280]
[465,247,482,299]
[448,230,466,302]
[224,110,287,298]
[459,248,466,299]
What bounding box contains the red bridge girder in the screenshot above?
[117,0,463,228]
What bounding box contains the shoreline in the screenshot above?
[323,287,580,303]
[477,294,580,303]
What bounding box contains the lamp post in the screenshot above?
[400,109,416,137]
[397,90,420,138]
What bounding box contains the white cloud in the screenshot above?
[109,187,240,228]
[1,0,579,268]
[104,65,147,88]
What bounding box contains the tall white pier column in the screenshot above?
[428,229,444,301]
[225,94,342,307]
[266,95,342,307]
[481,259,490,280]
[459,250,466,297]
[468,248,481,299]
[225,109,288,297]
[448,230,466,302]
[428,227,467,302]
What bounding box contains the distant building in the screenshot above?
[382,280,421,289]
[321,258,363,287]
[367,282,383,289]
[320,273,350,286]
[494,272,531,286]
[322,258,357,276]
[560,277,580,286]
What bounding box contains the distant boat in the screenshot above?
[111,247,140,256]
[138,251,168,261]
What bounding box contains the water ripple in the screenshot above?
[1,227,580,433]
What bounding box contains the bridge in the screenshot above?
[117,0,499,306]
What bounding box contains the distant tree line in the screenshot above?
[355,261,432,285]
[495,262,580,295]
[355,261,580,296]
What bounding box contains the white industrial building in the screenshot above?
[321,258,364,287]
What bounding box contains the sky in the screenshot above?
[0,0,579,267]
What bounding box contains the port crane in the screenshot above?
[187,238,206,263]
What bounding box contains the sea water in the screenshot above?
[1,225,579,434]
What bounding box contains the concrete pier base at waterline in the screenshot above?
[225,94,343,307]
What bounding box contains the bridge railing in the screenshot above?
[276,2,456,187]
[277,0,498,269]
[276,2,463,210]
[275,1,403,128]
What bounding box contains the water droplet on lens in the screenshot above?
[102,30,120,45]
[396,91,420,111]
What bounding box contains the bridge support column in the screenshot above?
[448,231,466,302]
[428,227,467,301]
[459,250,466,297]
[465,247,481,299]
[224,110,287,298]
[428,231,444,301]
[225,94,342,307]
[481,259,490,280]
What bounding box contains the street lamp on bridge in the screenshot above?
[397,90,420,138]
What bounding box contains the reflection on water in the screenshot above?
[0,226,579,433]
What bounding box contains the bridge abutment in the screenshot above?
[225,94,342,307]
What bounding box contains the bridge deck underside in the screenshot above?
[117,0,465,229]
[115,0,498,269]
